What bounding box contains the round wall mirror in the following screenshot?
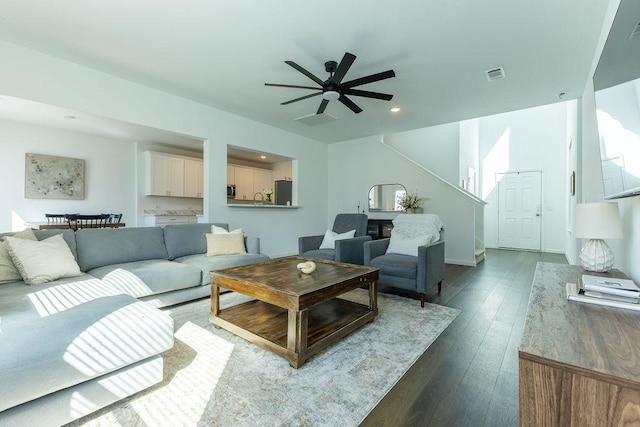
[368,184,407,212]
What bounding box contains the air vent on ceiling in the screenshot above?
[485,67,506,82]
[630,21,640,39]
[295,113,337,126]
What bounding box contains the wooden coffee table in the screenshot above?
[209,256,379,368]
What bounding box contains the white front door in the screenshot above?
[497,171,542,251]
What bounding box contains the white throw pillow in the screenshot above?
[205,233,247,256]
[0,228,38,284]
[211,225,243,235]
[319,229,356,250]
[5,234,82,285]
[385,231,433,257]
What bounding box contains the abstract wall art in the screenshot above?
[25,153,85,200]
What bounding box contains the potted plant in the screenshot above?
[398,191,425,213]
[263,188,274,203]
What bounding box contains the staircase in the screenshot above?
[380,141,486,266]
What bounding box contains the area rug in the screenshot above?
[70,289,460,427]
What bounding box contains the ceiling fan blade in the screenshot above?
[281,92,322,105]
[342,88,393,101]
[330,52,356,85]
[339,94,363,114]
[341,70,396,89]
[317,99,329,114]
[285,61,325,86]
[265,83,321,90]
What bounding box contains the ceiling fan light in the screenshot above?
[322,90,340,101]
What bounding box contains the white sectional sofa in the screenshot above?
[0,223,269,426]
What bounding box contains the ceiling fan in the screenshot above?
[265,52,395,114]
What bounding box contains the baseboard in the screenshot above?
[542,249,566,254]
[445,258,477,267]
[487,245,566,254]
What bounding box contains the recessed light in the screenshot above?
[390,107,400,113]
[64,115,76,120]
[260,155,266,159]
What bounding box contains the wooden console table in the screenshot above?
[367,219,394,240]
[519,262,640,426]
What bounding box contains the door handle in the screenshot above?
[536,213,541,217]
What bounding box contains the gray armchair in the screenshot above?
[298,213,371,265]
[364,230,445,308]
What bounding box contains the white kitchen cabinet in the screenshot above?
[253,168,273,196]
[145,152,185,197]
[144,215,197,227]
[166,157,185,197]
[234,165,254,200]
[227,165,235,185]
[184,158,203,198]
[228,164,273,201]
[145,151,203,198]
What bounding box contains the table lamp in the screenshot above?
[573,202,623,272]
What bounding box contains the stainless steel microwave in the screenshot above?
[227,185,236,198]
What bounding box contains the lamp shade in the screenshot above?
[573,202,623,239]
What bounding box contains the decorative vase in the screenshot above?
[265,194,272,203]
[406,208,423,214]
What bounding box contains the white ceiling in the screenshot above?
[0,95,204,147]
[0,0,611,144]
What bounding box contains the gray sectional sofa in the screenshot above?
[0,223,269,426]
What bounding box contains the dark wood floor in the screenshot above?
[360,248,568,427]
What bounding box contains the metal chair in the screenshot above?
[105,213,122,223]
[67,214,109,231]
[45,214,68,224]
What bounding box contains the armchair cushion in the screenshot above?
[369,253,417,280]
[319,229,356,249]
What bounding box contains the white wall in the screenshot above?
[478,102,569,253]
[565,100,579,264]
[272,161,293,182]
[0,119,136,230]
[0,40,328,257]
[384,122,460,185]
[377,102,570,254]
[459,118,480,195]
[328,136,481,265]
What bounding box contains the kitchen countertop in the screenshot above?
[144,210,202,216]
[227,204,299,209]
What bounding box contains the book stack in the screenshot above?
[566,274,640,311]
